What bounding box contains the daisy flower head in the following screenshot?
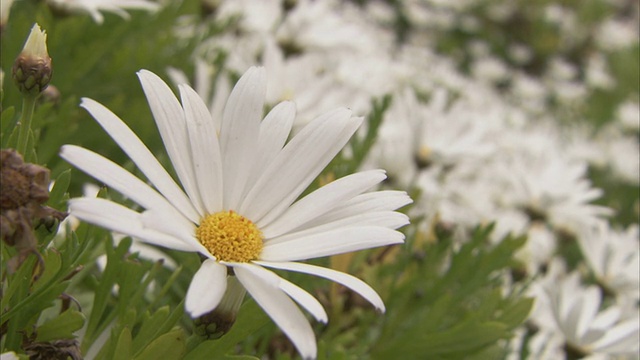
[60,66,411,359]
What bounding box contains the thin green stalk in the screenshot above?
[16,95,37,159]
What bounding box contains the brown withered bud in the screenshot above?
[0,149,67,270]
[24,339,83,360]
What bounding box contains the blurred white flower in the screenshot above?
[215,0,282,34]
[616,100,640,131]
[276,0,388,54]
[496,149,612,232]
[510,72,548,114]
[585,54,616,90]
[46,0,160,24]
[578,223,640,301]
[471,56,510,84]
[514,223,558,275]
[596,17,640,51]
[366,88,418,186]
[415,89,496,168]
[544,272,640,357]
[507,328,566,360]
[1,0,15,29]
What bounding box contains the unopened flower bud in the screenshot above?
[12,23,52,97]
[193,274,246,339]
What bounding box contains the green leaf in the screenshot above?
[134,329,186,360]
[113,327,133,360]
[422,321,508,355]
[36,309,86,342]
[131,306,170,354]
[32,249,62,291]
[497,297,534,329]
[48,169,71,210]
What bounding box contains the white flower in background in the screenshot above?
[470,56,510,84]
[215,0,282,34]
[415,89,496,167]
[543,272,640,358]
[412,164,497,239]
[60,66,411,359]
[366,88,419,186]
[45,0,160,24]
[495,149,612,233]
[507,328,566,360]
[600,131,640,185]
[578,223,640,301]
[585,54,616,90]
[1,0,15,29]
[513,223,557,275]
[167,58,230,130]
[509,72,548,114]
[596,17,640,51]
[276,0,386,54]
[616,99,640,131]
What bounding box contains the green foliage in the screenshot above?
[370,226,533,359]
[35,309,85,342]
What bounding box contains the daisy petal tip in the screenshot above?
[136,69,161,83]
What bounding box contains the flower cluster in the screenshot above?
[1,0,637,359]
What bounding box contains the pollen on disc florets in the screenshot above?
[196,211,263,263]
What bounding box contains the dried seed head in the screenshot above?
[1,149,50,211]
[0,149,66,256]
[24,339,82,360]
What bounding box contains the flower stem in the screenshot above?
[16,95,37,159]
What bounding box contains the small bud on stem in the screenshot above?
[12,23,52,97]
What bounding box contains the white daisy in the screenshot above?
[60,66,411,359]
[543,272,640,357]
[578,223,640,301]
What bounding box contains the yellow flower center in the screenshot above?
[196,211,263,263]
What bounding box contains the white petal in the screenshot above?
[69,198,196,252]
[234,263,316,359]
[180,85,224,214]
[261,169,387,238]
[278,278,328,324]
[260,226,404,262]
[137,70,205,216]
[575,287,601,339]
[250,101,296,183]
[219,67,267,210]
[266,211,410,244]
[140,210,212,257]
[240,109,361,224]
[256,261,385,312]
[305,190,413,228]
[80,98,200,223]
[186,259,228,317]
[593,319,640,353]
[60,145,180,216]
